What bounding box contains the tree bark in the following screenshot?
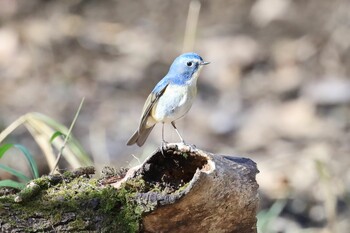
[0,143,259,233]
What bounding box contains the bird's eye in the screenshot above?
[186,62,193,67]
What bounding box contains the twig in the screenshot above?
[50,97,85,175]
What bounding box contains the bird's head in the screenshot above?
[168,52,209,83]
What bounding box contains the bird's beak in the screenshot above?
[201,61,210,66]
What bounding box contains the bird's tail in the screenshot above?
[126,125,155,147]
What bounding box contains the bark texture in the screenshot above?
[0,143,259,233]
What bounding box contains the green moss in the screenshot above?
[182,153,189,159]
[148,182,162,193]
[0,195,15,204]
[177,182,190,192]
[32,176,52,187]
[14,182,41,202]
[0,174,152,232]
[69,218,87,230]
[52,212,62,224]
[62,170,74,179]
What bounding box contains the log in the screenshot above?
[0,143,259,232]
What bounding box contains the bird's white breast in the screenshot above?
[151,80,198,123]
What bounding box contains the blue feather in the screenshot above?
[152,53,204,92]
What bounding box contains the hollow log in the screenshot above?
[0,143,259,232]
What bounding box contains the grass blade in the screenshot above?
[0,143,39,179]
[50,131,66,143]
[0,179,26,189]
[0,164,31,182]
[32,112,92,166]
[0,111,92,172]
[0,144,13,159]
[257,199,287,233]
[0,116,26,143]
[13,144,39,179]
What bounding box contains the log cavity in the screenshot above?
[140,147,208,193]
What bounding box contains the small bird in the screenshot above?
[127,52,209,147]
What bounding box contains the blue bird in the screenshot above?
[127,52,210,147]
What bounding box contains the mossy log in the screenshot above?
[0,143,259,232]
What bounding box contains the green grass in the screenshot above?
[257,199,287,233]
[0,143,39,189]
[0,98,91,189]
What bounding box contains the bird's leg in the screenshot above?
[161,122,167,156]
[171,121,185,144]
[171,121,198,150]
[162,122,167,144]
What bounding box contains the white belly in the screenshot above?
[152,83,197,123]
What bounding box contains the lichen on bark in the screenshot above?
[0,167,149,232]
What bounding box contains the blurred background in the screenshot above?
[0,0,349,232]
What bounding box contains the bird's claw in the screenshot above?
[179,141,197,151]
[160,141,168,156]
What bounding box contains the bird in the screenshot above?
[127,52,210,147]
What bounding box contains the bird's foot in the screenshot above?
[160,140,169,156]
[179,140,197,151]
[161,140,169,148]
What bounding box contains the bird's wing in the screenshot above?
[138,80,169,130]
